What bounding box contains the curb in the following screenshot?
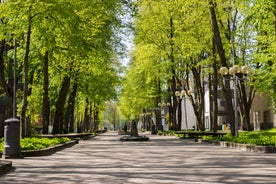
[0,139,79,175]
[0,139,79,158]
[200,139,276,153]
[21,140,79,157]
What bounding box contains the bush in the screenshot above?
[203,129,276,146]
[157,130,175,136]
[0,138,4,152]
[0,137,70,152]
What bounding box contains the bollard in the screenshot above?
[3,118,23,159]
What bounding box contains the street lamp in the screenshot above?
[219,65,250,137]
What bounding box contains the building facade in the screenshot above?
[204,89,276,131]
[251,93,276,130]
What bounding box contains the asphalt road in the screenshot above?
[1,132,276,184]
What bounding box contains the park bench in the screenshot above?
[175,131,227,142]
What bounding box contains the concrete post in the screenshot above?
[3,118,23,158]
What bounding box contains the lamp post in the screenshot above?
[219,65,250,137]
[175,90,186,131]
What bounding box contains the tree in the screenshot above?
[105,100,120,130]
[248,0,276,103]
[127,0,179,130]
[126,0,213,131]
[207,0,275,133]
[129,0,276,134]
[208,0,236,135]
[50,0,123,134]
[1,0,125,135]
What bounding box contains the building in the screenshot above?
[204,89,276,131]
[251,93,276,130]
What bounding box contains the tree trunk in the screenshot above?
[89,101,93,131]
[155,98,161,132]
[42,51,50,134]
[209,0,235,136]
[21,16,32,138]
[156,78,162,131]
[200,83,205,131]
[211,37,219,133]
[212,66,218,132]
[65,81,78,133]
[52,76,71,134]
[239,81,255,131]
[0,40,14,137]
[0,40,13,117]
[93,103,99,131]
[169,17,178,131]
[177,98,182,131]
[190,67,205,131]
[208,74,214,130]
[83,98,89,132]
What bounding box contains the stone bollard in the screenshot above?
[3,118,23,159]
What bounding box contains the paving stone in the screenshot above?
[1,132,276,183]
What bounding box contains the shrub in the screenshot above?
[0,138,3,152]
[0,137,70,152]
[157,130,175,136]
[203,129,276,146]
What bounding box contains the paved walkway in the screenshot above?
[1,132,276,184]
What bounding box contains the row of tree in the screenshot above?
[119,0,276,135]
[0,0,128,136]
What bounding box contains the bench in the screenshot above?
[175,132,227,142]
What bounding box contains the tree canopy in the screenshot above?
[0,0,126,135]
[0,0,275,136]
[119,0,276,133]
